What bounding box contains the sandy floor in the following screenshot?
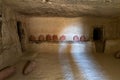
[7,42,120,80]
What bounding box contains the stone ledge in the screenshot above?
[105,39,120,54]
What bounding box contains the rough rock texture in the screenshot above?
[1,6,22,68]
[16,15,29,52]
[3,0,120,17]
[0,5,27,70]
[0,0,2,15]
[0,20,2,54]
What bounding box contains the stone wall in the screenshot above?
[27,17,118,40]
[24,17,120,54]
[104,17,120,54]
[117,17,120,37]
[0,5,26,69]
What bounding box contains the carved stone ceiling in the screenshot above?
[2,0,120,17]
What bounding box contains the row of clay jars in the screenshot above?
[29,35,87,42]
[29,35,59,41]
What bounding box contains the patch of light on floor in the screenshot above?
[59,43,110,80]
[70,43,110,80]
[59,43,75,80]
[58,23,109,80]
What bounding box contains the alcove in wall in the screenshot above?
[93,27,103,41]
[93,27,105,53]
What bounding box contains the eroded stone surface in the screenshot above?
[2,0,120,17]
[0,5,28,70]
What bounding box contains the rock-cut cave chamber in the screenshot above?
[0,0,120,80]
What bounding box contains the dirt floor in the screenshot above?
[6,42,120,80]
